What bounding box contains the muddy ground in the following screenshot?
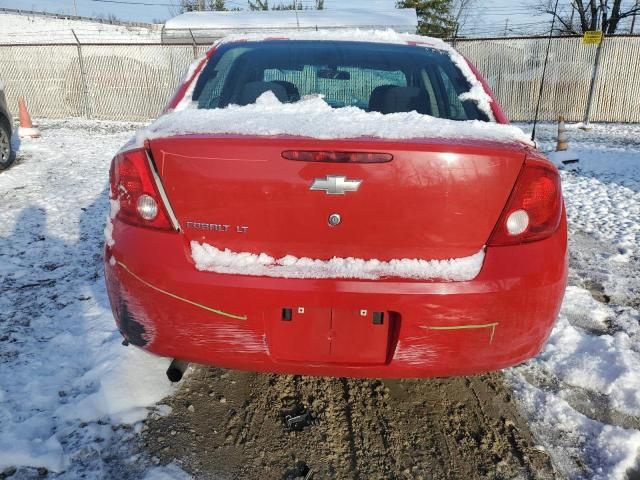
[143,369,557,479]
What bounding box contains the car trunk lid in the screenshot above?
[148,135,527,262]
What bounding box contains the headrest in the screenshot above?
[237,81,288,106]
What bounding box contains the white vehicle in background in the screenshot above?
[0,81,13,170]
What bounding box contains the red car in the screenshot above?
[104,35,567,380]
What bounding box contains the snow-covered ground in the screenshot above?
[0,13,159,44]
[0,119,638,478]
[0,120,181,478]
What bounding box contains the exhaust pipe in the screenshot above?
[166,359,189,383]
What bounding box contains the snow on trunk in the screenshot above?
[191,241,485,281]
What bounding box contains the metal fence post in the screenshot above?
[582,35,605,128]
[71,29,92,119]
[189,29,198,58]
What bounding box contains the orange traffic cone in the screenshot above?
[18,96,40,139]
[556,116,569,152]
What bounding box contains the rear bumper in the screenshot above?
[104,217,567,378]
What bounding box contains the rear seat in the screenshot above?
[237,81,288,106]
[368,85,432,115]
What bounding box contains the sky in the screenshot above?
[0,0,635,36]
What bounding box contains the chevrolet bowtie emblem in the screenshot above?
[310,175,362,195]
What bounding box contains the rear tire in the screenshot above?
[0,120,14,171]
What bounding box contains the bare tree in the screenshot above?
[539,0,640,34]
[451,0,477,36]
[94,12,121,22]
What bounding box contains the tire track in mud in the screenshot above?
[143,369,556,479]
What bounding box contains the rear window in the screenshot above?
[192,40,489,122]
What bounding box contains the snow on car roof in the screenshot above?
[214,28,448,51]
[164,8,418,33]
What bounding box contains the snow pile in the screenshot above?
[509,371,640,480]
[214,28,450,49]
[164,9,418,33]
[510,286,640,479]
[0,120,178,477]
[0,12,159,44]
[523,287,640,417]
[191,241,485,281]
[140,92,530,146]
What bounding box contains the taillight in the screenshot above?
[109,148,173,231]
[488,157,562,245]
[282,150,392,163]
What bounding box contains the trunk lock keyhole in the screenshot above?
[328,213,341,226]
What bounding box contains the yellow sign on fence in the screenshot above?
[583,31,603,45]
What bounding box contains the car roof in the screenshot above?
[211,29,450,54]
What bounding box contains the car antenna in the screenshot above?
[531,0,560,143]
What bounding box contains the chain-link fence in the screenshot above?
[0,43,208,121]
[455,35,640,123]
[1,36,639,122]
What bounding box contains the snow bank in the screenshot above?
[510,287,640,480]
[0,13,159,44]
[509,371,640,480]
[191,241,485,281]
[532,287,640,418]
[214,27,449,49]
[141,92,530,147]
[165,9,418,33]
